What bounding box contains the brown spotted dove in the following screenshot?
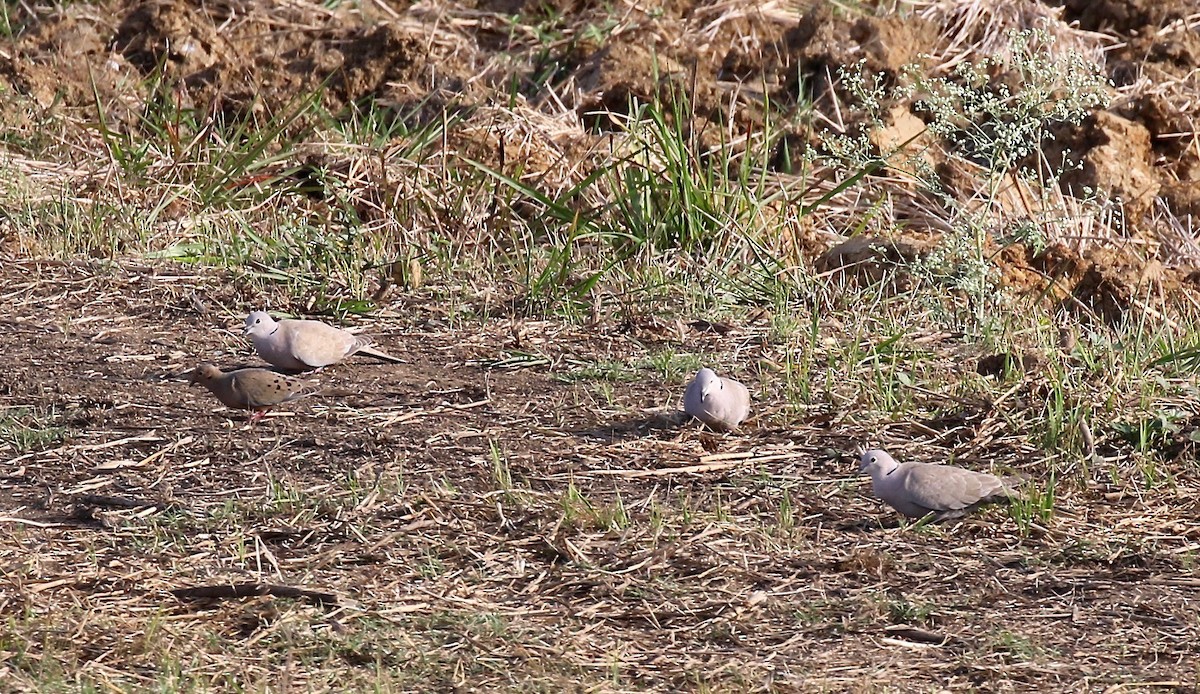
[189,363,315,423]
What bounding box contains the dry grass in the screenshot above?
[2,0,1200,690]
[2,263,1200,691]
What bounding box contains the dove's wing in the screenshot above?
[281,320,357,368]
[722,377,750,426]
[227,369,312,410]
[901,464,1012,512]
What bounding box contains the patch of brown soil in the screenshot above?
[1059,0,1189,37]
[814,234,934,285]
[5,2,485,124]
[1062,0,1200,199]
[573,41,721,131]
[1065,246,1173,323]
[1043,111,1161,222]
[1121,92,1200,181]
[1162,180,1200,219]
[996,242,1182,325]
[775,8,940,105]
[0,9,122,112]
[109,1,234,76]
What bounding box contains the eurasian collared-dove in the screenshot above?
[243,311,403,371]
[189,363,315,423]
[684,368,750,431]
[858,449,1017,522]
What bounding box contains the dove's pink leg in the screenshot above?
[249,409,268,424]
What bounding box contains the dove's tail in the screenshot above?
[354,343,404,364]
[1000,473,1030,495]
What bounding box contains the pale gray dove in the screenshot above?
[684,368,750,431]
[243,311,402,371]
[858,449,1017,522]
[189,363,316,423]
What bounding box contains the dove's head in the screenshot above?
[243,311,277,337]
[188,363,221,387]
[694,368,722,399]
[858,449,899,478]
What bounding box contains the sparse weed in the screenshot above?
[559,479,590,526]
[888,597,934,624]
[1009,471,1055,534]
[419,552,447,579]
[0,407,65,452]
[1112,412,1183,455]
[822,28,1110,334]
[643,349,702,382]
[553,358,639,384]
[490,439,514,494]
[991,630,1050,661]
[560,480,630,531]
[593,380,617,406]
[775,487,796,534]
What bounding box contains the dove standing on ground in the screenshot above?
[684,368,750,431]
[189,363,316,423]
[858,449,1017,522]
[243,311,403,371]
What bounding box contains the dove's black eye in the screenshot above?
[869,456,877,463]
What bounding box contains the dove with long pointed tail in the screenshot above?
[243,311,403,371]
[858,449,1017,522]
[683,368,750,431]
[188,363,316,423]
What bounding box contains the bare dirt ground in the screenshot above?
[3,263,1200,690]
[3,0,1200,691]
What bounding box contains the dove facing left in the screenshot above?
[858,448,1017,522]
[243,310,403,371]
[189,363,316,423]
